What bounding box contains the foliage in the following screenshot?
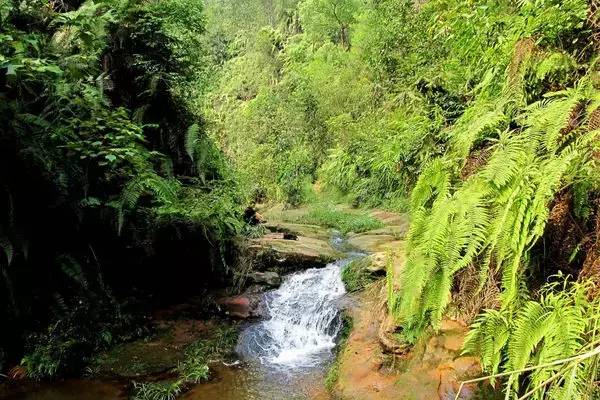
[341,257,377,292]
[325,313,352,391]
[131,326,237,400]
[1,0,243,376]
[324,357,340,391]
[464,277,600,400]
[298,205,383,234]
[21,300,147,379]
[395,79,600,341]
[132,380,183,400]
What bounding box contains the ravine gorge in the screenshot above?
[2,0,600,399]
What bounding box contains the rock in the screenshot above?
[265,222,331,241]
[248,271,281,287]
[348,233,400,253]
[248,233,343,272]
[370,211,410,227]
[244,206,265,225]
[366,252,387,274]
[90,319,210,378]
[217,295,253,319]
[377,292,410,355]
[437,357,481,400]
[283,232,298,240]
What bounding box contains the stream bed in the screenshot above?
[1,242,360,400]
[181,255,358,400]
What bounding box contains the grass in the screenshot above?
[131,326,237,400]
[341,257,377,292]
[132,380,183,400]
[298,205,383,234]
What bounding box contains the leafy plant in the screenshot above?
[132,380,183,400]
[394,79,600,340]
[463,276,600,400]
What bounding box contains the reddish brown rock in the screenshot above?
[217,296,252,319]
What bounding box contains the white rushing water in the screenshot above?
[236,259,351,369]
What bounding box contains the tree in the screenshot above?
[299,0,359,49]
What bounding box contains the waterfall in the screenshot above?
[236,258,352,369]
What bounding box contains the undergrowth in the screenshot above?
[341,257,378,292]
[298,205,383,234]
[132,326,237,400]
[464,276,600,400]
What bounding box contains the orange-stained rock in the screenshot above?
[333,285,482,400]
[437,356,481,400]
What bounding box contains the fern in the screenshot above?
[0,235,13,265]
[185,123,200,162]
[118,173,179,233]
[464,277,599,400]
[393,77,600,340]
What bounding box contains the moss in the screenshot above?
[341,257,377,292]
[324,360,340,392]
[325,314,353,392]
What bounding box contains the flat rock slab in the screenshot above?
[347,221,408,253]
[264,222,331,241]
[370,211,410,227]
[248,233,343,271]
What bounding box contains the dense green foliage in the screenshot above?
[0,0,243,377]
[465,277,600,399]
[4,0,600,398]
[202,0,600,398]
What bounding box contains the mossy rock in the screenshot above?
[342,257,382,292]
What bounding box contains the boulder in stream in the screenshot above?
[247,271,281,287]
[217,294,262,319]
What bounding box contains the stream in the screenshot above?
[1,236,360,400]
[182,255,357,400]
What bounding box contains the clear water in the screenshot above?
[183,255,359,400]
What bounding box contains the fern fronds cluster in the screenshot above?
[394,79,600,341]
[464,277,600,400]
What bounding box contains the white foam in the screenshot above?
[237,259,349,369]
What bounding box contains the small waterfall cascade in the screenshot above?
[236,258,352,369]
